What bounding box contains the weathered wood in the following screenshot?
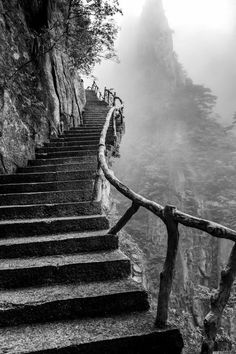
[91,162,103,202]
[98,108,236,243]
[114,96,123,106]
[174,211,236,243]
[98,107,164,220]
[109,202,140,235]
[112,112,117,141]
[201,242,236,354]
[93,86,236,349]
[155,205,179,328]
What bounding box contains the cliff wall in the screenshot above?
[0,0,85,174]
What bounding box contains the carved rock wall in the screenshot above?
[0,0,85,174]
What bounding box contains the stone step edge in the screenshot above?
[0,230,111,246]
[0,199,96,208]
[0,214,106,226]
[0,179,94,188]
[0,232,118,259]
[0,250,130,289]
[0,169,96,179]
[0,250,128,269]
[0,279,148,327]
[18,164,96,172]
[0,311,183,354]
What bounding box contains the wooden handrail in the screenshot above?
[99,108,236,242]
[90,82,236,353]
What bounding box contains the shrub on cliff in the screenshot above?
[20,0,122,75]
[64,0,122,73]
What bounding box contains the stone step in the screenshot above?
[83,116,106,120]
[57,135,101,141]
[0,250,130,289]
[44,140,99,147]
[66,127,107,132]
[36,149,97,159]
[84,111,108,114]
[68,126,110,130]
[73,126,103,131]
[36,145,98,154]
[58,133,101,139]
[0,179,93,194]
[85,101,107,105]
[83,116,106,119]
[0,279,148,327]
[80,111,107,115]
[59,134,105,140]
[83,116,107,119]
[68,125,104,129]
[0,215,109,238]
[82,119,108,122]
[85,102,108,106]
[82,122,105,125]
[0,189,93,206]
[64,128,102,133]
[0,230,116,258]
[51,135,100,142]
[54,136,112,144]
[83,120,105,122]
[81,120,104,123]
[84,106,108,109]
[83,122,104,125]
[18,162,95,173]
[64,131,103,136]
[83,115,106,118]
[0,311,183,354]
[79,122,105,126]
[29,156,97,166]
[0,170,95,184]
[0,200,100,220]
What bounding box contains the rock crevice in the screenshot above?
[0,0,85,174]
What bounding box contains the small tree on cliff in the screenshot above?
[5,0,122,85]
[63,0,122,73]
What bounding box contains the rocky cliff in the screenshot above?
[0,0,86,174]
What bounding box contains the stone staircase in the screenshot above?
[0,90,183,353]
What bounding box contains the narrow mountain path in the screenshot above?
[0,90,183,353]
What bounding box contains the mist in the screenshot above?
[91,0,236,186]
[94,0,236,124]
[91,1,236,351]
[163,0,236,123]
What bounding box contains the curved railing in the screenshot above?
[90,83,236,354]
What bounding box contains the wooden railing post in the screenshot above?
[113,92,116,106]
[109,202,140,235]
[155,205,179,328]
[104,87,106,101]
[92,162,103,202]
[201,242,236,354]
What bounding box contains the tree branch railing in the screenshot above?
[89,83,236,354]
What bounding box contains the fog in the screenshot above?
[88,3,236,349]
[93,0,236,124]
[164,0,236,123]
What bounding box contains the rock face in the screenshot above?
[0,0,85,174]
